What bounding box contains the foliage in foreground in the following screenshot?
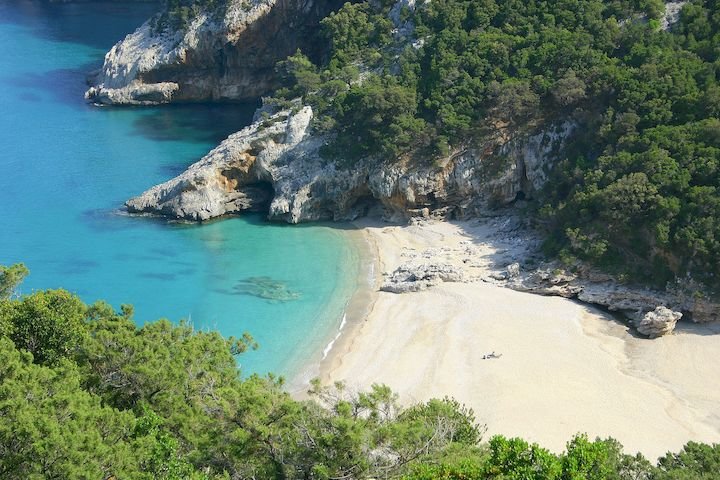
[1,265,719,479]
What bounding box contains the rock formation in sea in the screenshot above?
[86,0,344,105]
[126,104,575,223]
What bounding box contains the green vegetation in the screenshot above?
[1,263,719,478]
[155,0,227,31]
[271,0,720,291]
[0,263,28,300]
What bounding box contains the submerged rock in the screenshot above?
[232,276,300,302]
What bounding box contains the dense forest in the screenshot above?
[1,263,719,479]
[266,0,720,292]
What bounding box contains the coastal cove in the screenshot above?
[0,0,362,378]
[320,218,720,459]
[2,0,720,460]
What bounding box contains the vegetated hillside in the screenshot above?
[1,264,719,479]
[270,0,720,292]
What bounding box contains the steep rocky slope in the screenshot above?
[126,106,575,223]
[86,0,344,104]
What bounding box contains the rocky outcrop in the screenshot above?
[661,1,687,31]
[126,104,575,223]
[86,0,343,104]
[488,121,576,205]
[381,263,466,293]
[637,307,683,338]
[503,263,720,329]
[126,106,314,219]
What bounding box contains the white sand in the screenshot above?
[318,219,720,460]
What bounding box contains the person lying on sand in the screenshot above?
[483,351,503,359]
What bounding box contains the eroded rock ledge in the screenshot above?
[126,105,575,223]
[504,263,719,332]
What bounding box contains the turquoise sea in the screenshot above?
[0,0,360,377]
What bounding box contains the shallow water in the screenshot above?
[0,0,359,377]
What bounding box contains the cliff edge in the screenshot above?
[86,0,343,104]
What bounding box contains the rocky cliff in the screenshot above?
[86,0,343,104]
[110,0,720,333]
[126,105,575,223]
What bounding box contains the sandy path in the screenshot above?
[318,219,720,460]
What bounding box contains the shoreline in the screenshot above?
[286,224,377,396]
[309,217,720,460]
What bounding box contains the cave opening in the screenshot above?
[241,181,275,213]
[350,194,382,218]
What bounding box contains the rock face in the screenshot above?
[126,105,575,223]
[636,306,683,338]
[503,263,720,325]
[86,0,343,104]
[126,106,315,220]
[381,263,466,293]
[661,1,687,31]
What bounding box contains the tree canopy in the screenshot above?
[0,264,718,478]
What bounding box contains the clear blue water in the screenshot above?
[0,0,359,377]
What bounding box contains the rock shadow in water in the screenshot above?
[2,64,101,108]
[149,247,178,258]
[54,259,99,276]
[215,276,302,303]
[0,1,160,50]
[130,103,258,145]
[82,208,151,232]
[139,272,176,281]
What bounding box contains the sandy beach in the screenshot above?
[317,217,720,460]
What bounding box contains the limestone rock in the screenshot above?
[487,121,576,204]
[381,263,466,293]
[126,100,577,224]
[506,263,520,278]
[126,106,313,220]
[636,306,683,338]
[502,260,720,334]
[86,0,344,105]
[681,296,720,323]
[661,2,687,31]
